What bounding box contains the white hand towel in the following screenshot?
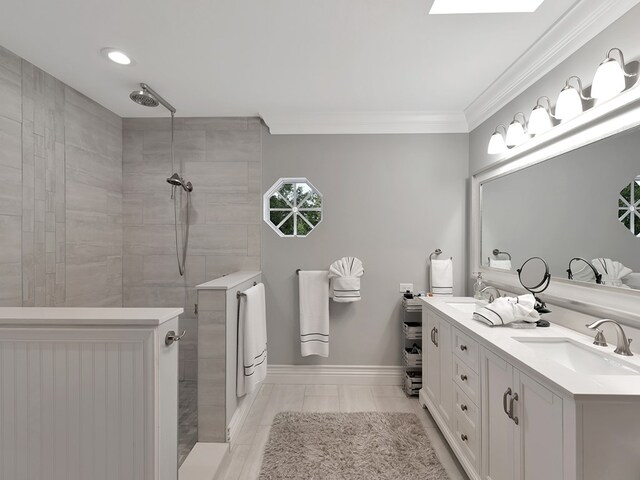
[329,256,364,303]
[489,258,512,271]
[431,258,454,296]
[299,271,330,357]
[593,258,633,288]
[473,294,540,326]
[237,283,267,397]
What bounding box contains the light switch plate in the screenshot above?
[399,283,414,293]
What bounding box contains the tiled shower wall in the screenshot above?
[122,118,262,380]
[0,45,122,307]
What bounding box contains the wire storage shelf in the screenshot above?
[401,296,423,396]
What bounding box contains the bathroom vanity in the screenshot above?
[419,297,640,480]
[0,307,183,480]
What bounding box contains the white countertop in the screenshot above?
[421,296,640,401]
[0,307,184,326]
[196,271,261,290]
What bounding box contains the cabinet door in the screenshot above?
[514,371,563,480]
[481,348,515,480]
[437,318,453,427]
[424,312,441,406]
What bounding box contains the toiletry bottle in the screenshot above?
[473,273,486,300]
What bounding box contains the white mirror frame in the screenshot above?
[471,84,640,327]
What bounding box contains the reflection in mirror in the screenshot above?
[488,249,512,270]
[567,257,602,285]
[481,126,640,290]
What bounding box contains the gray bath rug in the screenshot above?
[259,412,450,480]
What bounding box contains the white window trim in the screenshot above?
[263,177,323,238]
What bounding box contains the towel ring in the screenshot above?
[429,248,452,262]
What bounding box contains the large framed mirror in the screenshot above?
[471,85,640,326]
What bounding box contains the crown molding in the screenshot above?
[465,0,640,131]
[261,111,468,135]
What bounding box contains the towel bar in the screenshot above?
[236,281,258,298]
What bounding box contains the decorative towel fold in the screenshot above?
[299,271,330,357]
[472,294,540,326]
[329,256,364,303]
[489,258,512,271]
[237,283,267,397]
[431,258,453,296]
[592,258,633,288]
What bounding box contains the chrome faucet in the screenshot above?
[480,285,501,303]
[586,319,634,356]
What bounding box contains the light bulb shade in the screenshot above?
[487,131,506,154]
[592,58,626,101]
[555,86,583,121]
[528,105,553,135]
[505,120,526,147]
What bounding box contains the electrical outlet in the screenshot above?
[399,283,414,293]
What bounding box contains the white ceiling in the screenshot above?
[0,0,595,124]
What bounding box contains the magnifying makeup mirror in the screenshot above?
[517,256,552,318]
[567,257,603,285]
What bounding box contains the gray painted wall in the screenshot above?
[262,130,469,366]
[469,3,640,174]
[122,117,262,380]
[0,45,122,307]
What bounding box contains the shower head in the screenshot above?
[129,83,176,113]
[129,89,159,107]
[167,173,193,192]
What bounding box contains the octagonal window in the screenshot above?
[619,175,640,237]
[264,178,323,237]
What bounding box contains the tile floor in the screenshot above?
[214,384,469,480]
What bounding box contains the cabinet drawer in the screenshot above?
[453,355,479,404]
[453,406,480,472]
[453,328,479,373]
[454,382,479,429]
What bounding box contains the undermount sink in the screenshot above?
[446,302,481,314]
[515,337,640,376]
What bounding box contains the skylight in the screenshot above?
[429,0,545,14]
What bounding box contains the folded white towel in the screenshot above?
[473,294,540,326]
[593,258,633,288]
[431,258,453,296]
[299,271,330,357]
[329,256,364,303]
[237,283,267,397]
[489,258,512,271]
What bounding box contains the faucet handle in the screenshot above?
[593,329,608,347]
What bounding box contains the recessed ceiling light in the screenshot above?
[100,47,133,66]
[429,0,545,14]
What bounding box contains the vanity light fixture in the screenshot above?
[528,96,555,135]
[505,112,528,147]
[555,76,590,122]
[487,125,508,154]
[100,47,133,66]
[591,48,637,101]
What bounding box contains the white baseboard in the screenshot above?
[265,365,403,386]
[226,388,259,444]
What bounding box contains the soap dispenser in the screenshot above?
[473,272,486,300]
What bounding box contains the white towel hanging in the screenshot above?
[431,258,454,296]
[299,271,330,357]
[237,283,267,397]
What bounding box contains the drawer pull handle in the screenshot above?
[502,388,512,418]
[509,392,519,425]
[460,374,468,381]
[461,434,468,442]
[460,404,468,411]
[460,344,468,351]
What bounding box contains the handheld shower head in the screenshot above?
[166,173,193,192]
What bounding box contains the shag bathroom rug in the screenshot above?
[259,411,449,480]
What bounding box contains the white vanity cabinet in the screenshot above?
[422,309,453,428]
[482,349,563,480]
[419,297,640,480]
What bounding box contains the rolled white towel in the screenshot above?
[431,258,453,296]
[329,257,364,303]
[473,294,540,326]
